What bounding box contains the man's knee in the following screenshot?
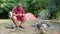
[23,16,26,21]
[11,16,17,20]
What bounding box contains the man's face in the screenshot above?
[17,5,22,10]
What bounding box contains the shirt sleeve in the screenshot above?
[21,9,25,14]
[12,7,16,14]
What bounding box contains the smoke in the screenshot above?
[46,0,56,12]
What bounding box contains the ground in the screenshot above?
[0,19,60,34]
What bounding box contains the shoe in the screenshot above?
[11,26,14,29]
[19,26,25,29]
[15,26,20,30]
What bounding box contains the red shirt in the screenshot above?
[12,7,24,21]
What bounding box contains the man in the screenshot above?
[11,4,26,29]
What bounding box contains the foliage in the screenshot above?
[50,0,60,19]
[0,0,46,18]
[0,0,18,19]
[52,5,60,19]
[0,0,60,19]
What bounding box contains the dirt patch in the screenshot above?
[0,19,60,34]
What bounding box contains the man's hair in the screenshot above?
[18,3,22,6]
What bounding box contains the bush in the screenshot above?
[0,0,60,19]
[0,0,46,19]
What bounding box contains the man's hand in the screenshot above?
[19,14,25,17]
[22,14,25,17]
[19,14,23,16]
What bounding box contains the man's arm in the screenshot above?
[12,7,23,16]
[21,8,25,16]
[12,13,22,16]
